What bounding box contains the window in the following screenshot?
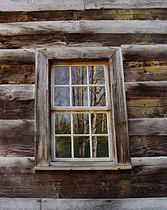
[35,47,131,170]
[51,62,114,162]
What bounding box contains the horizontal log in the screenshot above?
[124,60,167,82]
[0,9,167,23]
[130,136,167,157]
[1,20,167,36]
[0,161,167,198]
[1,34,167,49]
[0,49,34,63]
[127,98,167,118]
[0,0,84,11]
[42,198,167,210]
[0,157,34,173]
[0,64,35,84]
[122,45,167,60]
[129,118,167,136]
[84,0,167,9]
[0,85,34,101]
[0,100,34,120]
[126,81,167,98]
[0,120,34,157]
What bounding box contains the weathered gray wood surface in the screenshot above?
[0,0,84,11]
[0,85,34,101]
[0,157,34,174]
[1,0,167,11]
[110,49,130,164]
[35,51,49,167]
[84,0,167,9]
[0,49,34,63]
[122,45,167,60]
[126,81,167,98]
[41,46,116,59]
[1,198,167,210]
[129,118,167,136]
[1,20,167,36]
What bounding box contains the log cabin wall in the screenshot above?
[0,0,167,198]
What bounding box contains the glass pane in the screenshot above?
[91,113,108,134]
[72,66,87,85]
[54,66,69,85]
[55,113,71,134]
[89,65,105,84]
[92,136,109,158]
[73,113,89,134]
[72,87,88,106]
[90,87,106,106]
[74,136,90,158]
[55,136,71,158]
[54,87,70,106]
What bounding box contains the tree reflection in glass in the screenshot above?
[73,113,89,134]
[74,136,90,158]
[54,66,69,85]
[55,113,71,134]
[72,87,88,106]
[54,87,70,106]
[72,66,87,85]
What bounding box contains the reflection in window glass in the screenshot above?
[92,136,109,158]
[54,66,69,85]
[55,113,71,134]
[91,113,108,134]
[54,87,70,106]
[72,87,88,106]
[56,136,71,158]
[73,113,89,134]
[90,87,106,106]
[89,65,105,84]
[74,136,90,158]
[72,66,87,85]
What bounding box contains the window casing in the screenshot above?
[35,47,131,170]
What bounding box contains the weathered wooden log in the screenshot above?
[0,9,167,23]
[126,81,167,98]
[0,0,84,11]
[0,64,35,84]
[129,118,167,136]
[130,136,167,157]
[0,20,167,36]
[84,0,167,9]
[127,98,167,118]
[122,45,167,60]
[124,60,167,82]
[0,120,34,156]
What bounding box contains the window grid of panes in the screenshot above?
[51,64,113,161]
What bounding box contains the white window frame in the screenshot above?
[50,62,114,162]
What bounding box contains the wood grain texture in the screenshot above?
[0,64,35,84]
[41,46,116,60]
[0,164,167,198]
[0,49,34,63]
[0,34,167,49]
[130,136,167,157]
[124,60,167,82]
[0,157,34,173]
[126,81,167,98]
[41,198,167,210]
[0,0,84,11]
[122,45,167,61]
[0,85,34,101]
[127,98,167,118]
[129,118,167,136]
[0,9,167,23]
[35,51,50,167]
[1,20,167,36]
[110,49,130,164]
[0,120,34,157]
[84,0,167,9]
